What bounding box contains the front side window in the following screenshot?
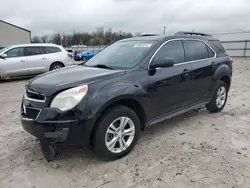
[184,40,211,61]
[85,41,156,69]
[5,48,24,58]
[24,47,43,56]
[153,40,185,64]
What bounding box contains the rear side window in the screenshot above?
[24,47,44,56]
[209,40,226,52]
[184,40,210,61]
[154,40,185,64]
[6,47,24,58]
[43,47,61,54]
[207,46,215,58]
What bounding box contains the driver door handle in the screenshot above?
[20,60,25,62]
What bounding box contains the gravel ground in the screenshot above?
[0,58,250,188]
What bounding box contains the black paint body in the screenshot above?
[21,35,232,146]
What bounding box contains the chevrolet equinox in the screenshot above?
[21,31,232,161]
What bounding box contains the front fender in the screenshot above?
[87,81,149,121]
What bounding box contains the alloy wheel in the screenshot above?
[105,117,135,153]
[53,65,61,70]
[216,86,227,108]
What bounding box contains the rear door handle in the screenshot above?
[211,62,216,68]
[182,69,190,77]
[20,60,25,62]
[42,57,47,60]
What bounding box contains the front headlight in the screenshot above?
[50,85,88,111]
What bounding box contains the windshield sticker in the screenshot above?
[134,44,152,48]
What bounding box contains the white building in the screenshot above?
[0,20,31,47]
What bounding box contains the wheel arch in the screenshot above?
[89,97,147,145]
[219,75,231,89]
[212,64,231,88]
[49,61,65,70]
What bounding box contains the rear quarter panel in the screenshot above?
[50,52,74,67]
[208,56,232,93]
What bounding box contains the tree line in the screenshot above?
[32,27,141,47]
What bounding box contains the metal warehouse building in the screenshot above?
[0,20,31,47]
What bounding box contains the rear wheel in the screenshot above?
[92,106,140,160]
[206,80,228,113]
[50,62,64,71]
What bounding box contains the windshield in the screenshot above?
[85,41,155,69]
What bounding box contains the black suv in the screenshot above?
[21,31,232,161]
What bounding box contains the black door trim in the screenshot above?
[147,100,210,126]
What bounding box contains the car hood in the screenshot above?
[27,65,125,96]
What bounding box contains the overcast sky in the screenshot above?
[1,0,250,36]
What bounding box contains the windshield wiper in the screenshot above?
[86,64,113,70]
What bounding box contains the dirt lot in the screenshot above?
[0,58,250,188]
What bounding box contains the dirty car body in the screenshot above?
[21,32,232,161]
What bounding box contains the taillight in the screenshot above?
[229,57,233,65]
[67,53,71,57]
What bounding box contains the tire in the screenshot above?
[206,80,229,113]
[50,62,64,71]
[92,105,140,160]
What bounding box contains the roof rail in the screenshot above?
[140,34,159,37]
[175,31,212,37]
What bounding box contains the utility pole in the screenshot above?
[163,26,167,35]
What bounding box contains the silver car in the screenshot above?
[0,43,74,79]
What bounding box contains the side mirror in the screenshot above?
[0,54,7,59]
[150,58,174,69]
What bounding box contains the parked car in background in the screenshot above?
[0,43,74,79]
[74,50,101,61]
[21,31,232,161]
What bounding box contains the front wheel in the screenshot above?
[206,80,229,113]
[92,106,140,160]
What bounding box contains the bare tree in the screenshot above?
[41,35,48,43]
[51,33,62,45]
[31,28,134,46]
[31,36,41,43]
